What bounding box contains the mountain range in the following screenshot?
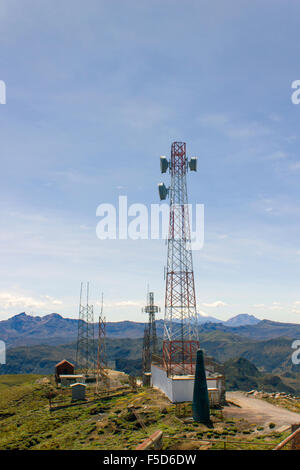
[197,312,260,326]
[0,312,299,393]
[0,312,298,348]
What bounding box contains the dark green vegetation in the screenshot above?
[223,358,295,394]
[0,375,291,450]
[1,313,299,393]
[1,330,299,393]
[0,338,143,375]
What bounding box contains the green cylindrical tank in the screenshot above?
[192,349,210,424]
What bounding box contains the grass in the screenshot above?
[0,374,293,450]
[0,374,43,393]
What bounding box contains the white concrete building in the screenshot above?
[151,363,225,404]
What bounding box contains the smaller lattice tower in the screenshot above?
[76,282,95,374]
[142,291,159,384]
[96,293,109,392]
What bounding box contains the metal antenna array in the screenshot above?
[76,282,95,374]
[142,291,159,380]
[158,142,199,376]
[96,293,109,392]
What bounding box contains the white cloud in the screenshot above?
[202,300,227,308]
[269,302,282,311]
[0,292,45,309]
[44,295,63,306]
[253,303,265,308]
[198,310,210,317]
[0,292,63,310]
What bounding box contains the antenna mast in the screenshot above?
[142,290,159,385]
[96,293,109,391]
[76,282,95,374]
[158,142,199,376]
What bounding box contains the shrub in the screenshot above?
[43,387,58,408]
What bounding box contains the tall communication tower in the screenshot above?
[76,282,95,374]
[96,293,109,391]
[158,142,199,376]
[142,290,159,377]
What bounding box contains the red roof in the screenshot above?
[55,359,74,368]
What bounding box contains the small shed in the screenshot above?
[70,382,87,401]
[55,359,75,384]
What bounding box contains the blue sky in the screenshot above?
[1,0,300,323]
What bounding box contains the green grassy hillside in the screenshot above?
[0,374,292,450]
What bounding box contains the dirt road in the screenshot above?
[224,391,300,431]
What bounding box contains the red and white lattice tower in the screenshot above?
[158,142,199,376]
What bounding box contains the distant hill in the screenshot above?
[0,312,164,347]
[1,312,300,349]
[225,314,260,327]
[197,313,260,326]
[0,312,79,347]
[199,319,300,340]
[223,357,295,394]
[1,328,299,393]
[197,313,222,324]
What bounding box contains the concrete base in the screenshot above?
[151,364,224,404]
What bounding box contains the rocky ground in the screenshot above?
[225,391,300,432]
